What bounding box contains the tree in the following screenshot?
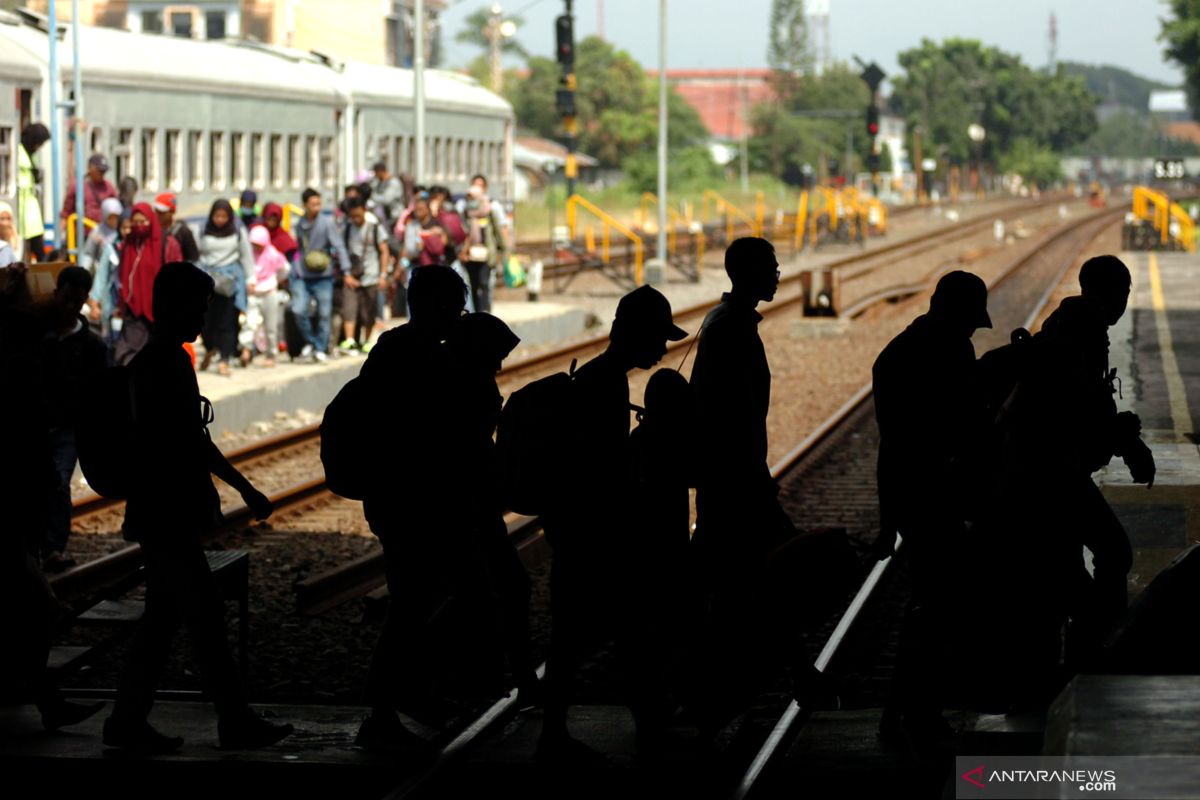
[1070,108,1200,156]
[890,39,1096,167]
[506,37,712,170]
[768,0,812,75]
[1161,0,1200,118]
[455,7,528,60]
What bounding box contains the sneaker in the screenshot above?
[41,699,105,731]
[361,340,374,355]
[338,338,359,354]
[354,712,430,753]
[103,717,185,754]
[217,711,294,750]
[300,344,314,360]
[312,351,328,364]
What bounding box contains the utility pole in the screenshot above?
[71,0,83,257]
[414,0,426,184]
[483,4,516,93]
[656,0,667,277]
[555,1,577,198]
[48,0,61,251]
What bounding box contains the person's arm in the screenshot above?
[59,180,77,225]
[327,217,351,272]
[207,439,273,519]
[404,222,422,259]
[377,224,391,272]
[238,229,256,289]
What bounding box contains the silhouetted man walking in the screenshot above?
[103,262,292,753]
[873,270,991,752]
[992,255,1152,688]
[538,285,687,763]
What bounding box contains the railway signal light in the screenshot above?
[866,104,879,138]
[556,14,574,69]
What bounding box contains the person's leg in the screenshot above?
[218,293,240,362]
[312,278,334,354]
[43,428,76,561]
[260,289,279,361]
[25,235,44,262]
[290,278,317,350]
[339,283,359,348]
[356,286,378,348]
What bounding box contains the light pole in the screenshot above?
[414,0,425,184]
[967,123,986,198]
[656,0,667,279]
[484,4,517,93]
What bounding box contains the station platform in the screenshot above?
[1095,250,1200,597]
[195,299,592,440]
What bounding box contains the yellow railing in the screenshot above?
[808,187,838,243]
[793,190,809,251]
[567,194,645,285]
[639,192,706,271]
[65,214,98,260]
[701,188,761,239]
[1133,186,1194,251]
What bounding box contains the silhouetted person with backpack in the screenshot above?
[872,270,992,753]
[446,312,542,708]
[988,255,1151,695]
[536,285,687,764]
[0,262,106,733]
[38,267,107,573]
[355,265,475,750]
[103,262,292,754]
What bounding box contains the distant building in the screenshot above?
[26,0,446,67]
[647,69,776,141]
[1149,89,1190,123]
[512,136,599,200]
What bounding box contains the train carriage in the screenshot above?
[0,8,514,241]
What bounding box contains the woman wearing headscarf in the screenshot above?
[197,199,255,375]
[18,123,50,262]
[81,197,123,338]
[261,203,298,262]
[114,202,180,366]
[0,201,20,267]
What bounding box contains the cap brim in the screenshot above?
[977,310,993,329]
[666,323,688,341]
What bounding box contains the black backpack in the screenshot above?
[496,361,578,515]
[76,366,137,499]
[320,375,375,500]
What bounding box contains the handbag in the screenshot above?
[206,263,237,298]
[467,244,490,263]
[300,227,332,273]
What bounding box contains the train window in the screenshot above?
[141,128,159,191]
[231,132,246,190]
[469,140,480,177]
[0,128,11,196]
[165,130,181,191]
[459,139,468,180]
[288,135,301,189]
[209,131,226,191]
[89,127,102,156]
[320,136,335,188]
[306,136,319,190]
[269,134,283,189]
[403,137,413,176]
[251,133,265,189]
[188,131,204,191]
[141,10,164,34]
[114,128,132,185]
[393,138,404,178]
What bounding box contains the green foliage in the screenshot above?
[455,7,528,59]
[1160,0,1200,118]
[890,38,1097,165]
[1071,109,1200,156]
[998,138,1062,188]
[505,37,711,170]
[1058,61,1175,110]
[749,63,873,183]
[621,145,723,193]
[768,0,813,75]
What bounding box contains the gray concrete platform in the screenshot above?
[195,299,593,439]
[1096,251,1200,596]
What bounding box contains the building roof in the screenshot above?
[1166,121,1200,147]
[513,136,598,171]
[660,71,776,140]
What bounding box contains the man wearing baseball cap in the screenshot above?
[60,153,118,228]
[538,284,686,764]
[152,192,200,263]
[871,268,992,752]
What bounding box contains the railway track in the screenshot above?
[55,197,1076,615]
[364,206,1124,799]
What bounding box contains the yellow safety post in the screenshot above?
[794,191,809,251]
[755,191,765,236]
[1169,200,1196,253]
[566,194,645,285]
[640,192,680,256]
[281,203,305,233]
[65,214,97,261]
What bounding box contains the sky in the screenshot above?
[438,0,1184,87]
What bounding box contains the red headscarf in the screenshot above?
[262,202,298,259]
[119,201,180,322]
